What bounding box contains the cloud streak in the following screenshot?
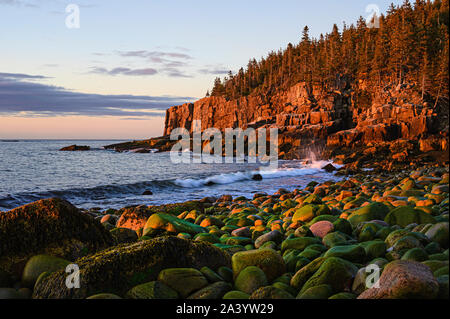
[89,67,158,76]
[0,72,195,117]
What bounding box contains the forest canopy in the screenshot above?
[209,0,449,105]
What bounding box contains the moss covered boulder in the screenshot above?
[187,281,232,299]
[347,202,390,227]
[323,245,366,263]
[299,257,358,294]
[33,236,230,299]
[249,286,294,299]
[157,268,208,298]
[125,281,178,299]
[144,213,207,235]
[235,266,268,294]
[21,255,71,288]
[117,201,205,231]
[425,222,449,249]
[223,291,250,299]
[297,284,333,299]
[0,198,113,277]
[281,237,321,252]
[232,249,285,282]
[358,260,439,299]
[384,206,436,227]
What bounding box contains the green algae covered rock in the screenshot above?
[0,198,114,276]
[328,292,356,299]
[401,248,429,262]
[200,266,224,283]
[249,286,294,299]
[125,281,178,299]
[347,202,390,227]
[157,268,208,298]
[384,206,436,227]
[223,290,250,299]
[235,266,268,294]
[188,281,232,299]
[281,237,321,252]
[322,231,350,248]
[86,293,122,299]
[297,284,333,299]
[144,213,207,235]
[425,222,449,249]
[232,248,285,282]
[323,245,366,263]
[22,255,71,288]
[299,257,358,294]
[359,240,387,260]
[33,236,230,299]
[290,257,327,289]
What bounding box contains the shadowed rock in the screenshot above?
[0,198,114,277]
[33,236,231,299]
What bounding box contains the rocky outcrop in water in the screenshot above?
[162,81,449,168]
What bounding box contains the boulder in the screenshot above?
[59,145,90,151]
[33,236,230,299]
[21,255,71,288]
[384,206,436,227]
[0,198,113,277]
[297,284,333,299]
[116,201,205,231]
[234,266,268,294]
[299,257,358,294]
[310,221,335,238]
[425,222,449,249]
[157,268,208,298]
[254,230,284,248]
[187,281,232,299]
[249,286,294,299]
[144,213,207,235]
[125,281,178,299]
[281,237,321,252]
[323,245,366,263]
[232,249,285,282]
[347,202,390,227]
[110,227,138,244]
[358,260,439,299]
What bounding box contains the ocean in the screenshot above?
[0,139,341,211]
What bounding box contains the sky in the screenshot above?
[0,0,404,139]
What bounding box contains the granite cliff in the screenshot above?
[161,80,448,171]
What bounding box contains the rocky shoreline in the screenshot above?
[0,165,448,299]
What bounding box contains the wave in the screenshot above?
[0,160,339,210]
[174,160,338,188]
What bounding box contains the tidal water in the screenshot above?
[0,140,341,210]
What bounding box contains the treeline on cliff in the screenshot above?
[209,0,449,106]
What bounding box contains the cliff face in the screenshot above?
[163,81,448,169]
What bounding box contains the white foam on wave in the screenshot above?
[173,160,339,188]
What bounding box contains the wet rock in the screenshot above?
[144,213,207,235]
[125,281,178,299]
[0,198,113,277]
[33,236,230,299]
[187,281,232,299]
[232,249,285,282]
[358,260,439,299]
[235,266,268,294]
[249,286,294,299]
[21,255,71,288]
[322,163,337,172]
[310,220,335,238]
[157,268,208,298]
[59,145,90,151]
